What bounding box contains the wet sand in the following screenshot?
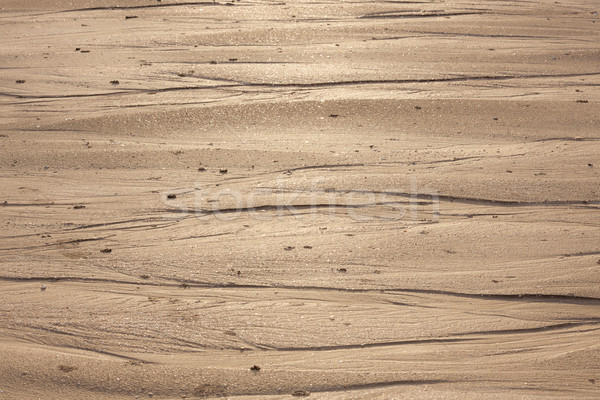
[1,0,599,398]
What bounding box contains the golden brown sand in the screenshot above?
[1,0,599,398]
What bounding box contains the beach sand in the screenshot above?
[1,0,599,398]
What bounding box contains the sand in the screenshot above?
[1,0,599,398]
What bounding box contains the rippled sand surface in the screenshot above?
[1,0,599,398]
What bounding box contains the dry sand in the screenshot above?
[1,0,599,398]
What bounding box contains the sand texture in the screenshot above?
[1,0,599,398]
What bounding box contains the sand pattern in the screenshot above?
[1,0,599,398]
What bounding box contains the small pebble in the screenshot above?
[292,389,310,397]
